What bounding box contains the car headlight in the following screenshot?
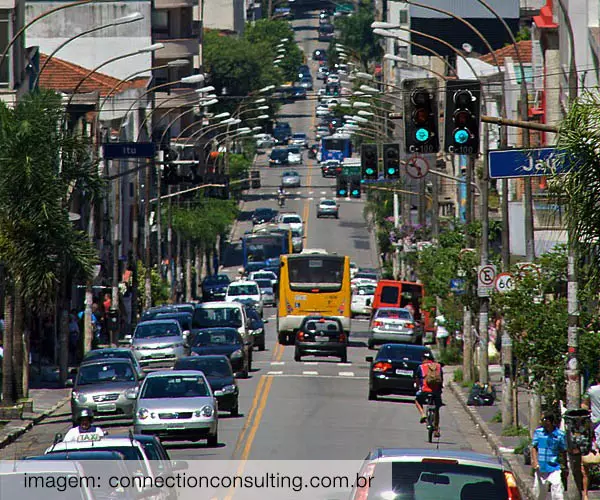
[252,328,264,335]
[137,408,149,420]
[231,349,243,358]
[72,391,87,403]
[195,405,214,418]
[221,385,237,394]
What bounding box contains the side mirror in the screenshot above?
[366,299,372,306]
[70,368,78,376]
[365,356,373,363]
[65,379,74,388]
[263,319,269,323]
[171,460,188,471]
[238,267,245,275]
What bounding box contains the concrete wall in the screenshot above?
[25,1,152,79]
[203,0,245,33]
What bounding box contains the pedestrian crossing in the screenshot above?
[255,360,368,379]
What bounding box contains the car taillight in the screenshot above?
[406,323,414,329]
[504,471,521,500]
[338,333,346,342]
[352,463,375,500]
[373,362,392,372]
[297,331,305,341]
[373,320,383,327]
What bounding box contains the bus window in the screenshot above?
[380,285,399,305]
[288,256,344,292]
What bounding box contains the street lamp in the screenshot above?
[357,110,375,117]
[259,85,276,93]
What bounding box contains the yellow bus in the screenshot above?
[277,250,352,344]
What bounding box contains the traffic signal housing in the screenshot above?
[361,144,378,180]
[383,143,400,179]
[336,175,348,197]
[444,80,481,155]
[402,78,439,154]
[349,176,361,198]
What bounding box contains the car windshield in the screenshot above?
[77,362,135,385]
[141,375,209,399]
[355,273,377,281]
[321,200,336,206]
[320,24,334,33]
[282,216,301,224]
[255,279,272,289]
[176,357,232,378]
[155,313,192,330]
[134,322,180,339]
[376,309,412,320]
[204,275,230,285]
[356,285,376,295]
[377,345,426,361]
[193,307,242,329]
[283,172,297,177]
[84,350,131,362]
[228,284,259,296]
[271,149,288,159]
[192,329,239,346]
[360,461,507,499]
[288,147,300,154]
[253,272,273,280]
[293,134,306,139]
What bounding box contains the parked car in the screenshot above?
[201,274,230,301]
[130,319,185,368]
[289,133,309,148]
[294,316,347,363]
[366,343,430,400]
[67,358,140,423]
[133,370,219,446]
[269,147,289,166]
[174,355,239,416]
[368,307,421,349]
[251,207,277,225]
[287,146,303,164]
[316,198,339,218]
[187,327,251,378]
[281,170,301,188]
[348,448,522,499]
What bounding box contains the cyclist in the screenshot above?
[277,186,285,207]
[63,409,105,441]
[414,351,443,438]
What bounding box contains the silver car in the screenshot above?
[134,370,219,446]
[281,170,301,187]
[291,227,303,252]
[68,358,140,423]
[368,307,420,349]
[255,278,275,306]
[131,319,185,368]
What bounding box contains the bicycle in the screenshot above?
[423,393,438,443]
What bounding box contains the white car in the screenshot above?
[351,272,378,289]
[316,105,331,117]
[326,74,340,84]
[287,146,303,164]
[225,280,264,316]
[350,261,359,279]
[255,133,275,149]
[249,270,278,288]
[317,88,327,101]
[278,213,303,232]
[351,283,376,316]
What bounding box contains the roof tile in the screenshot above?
[480,40,532,66]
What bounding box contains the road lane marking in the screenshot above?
[321,191,326,194]
[309,191,314,194]
[339,372,355,377]
[302,362,318,365]
[303,371,319,375]
[240,375,273,460]
[263,374,369,379]
[337,363,352,366]
[231,375,266,458]
[267,371,283,375]
[270,361,285,365]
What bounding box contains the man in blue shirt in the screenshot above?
[531,412,567,500]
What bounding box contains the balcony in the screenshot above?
[154,37,199,60]
[154,0,194,8]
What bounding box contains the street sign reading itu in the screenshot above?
[488,147,573,179]
[103,142,156,159]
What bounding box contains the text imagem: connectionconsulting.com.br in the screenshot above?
[22,472,374,493]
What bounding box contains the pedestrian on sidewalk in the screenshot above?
[532,412,568,500]
[581,373,600,500]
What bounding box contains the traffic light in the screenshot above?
[162,148,178,184]
[349,176,361,198]
[383,143,400,179]
[361,144,378,179]
[444,80,481,155]
[402,78,439,154]
[336,175,348,197]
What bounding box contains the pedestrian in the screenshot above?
[103,293,112,314]
[435,313,449,350]
[531,412,568,500]
[581,373,600,500]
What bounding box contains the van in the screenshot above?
[371,280,434,337]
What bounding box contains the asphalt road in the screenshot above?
[0,7,494,468]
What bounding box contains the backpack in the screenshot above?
[423,362,442,390]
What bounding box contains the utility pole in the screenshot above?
[431,163,440,243]
[167,185,174,299]
[84,201,94,354]
[144,157,152,309]
[418,178,426,227]
[112,159,120,311]
[393,193,400,279]
[131,165,139,328]
[479,123,490,384]
[465,156,474,244]
[156,150,163,276]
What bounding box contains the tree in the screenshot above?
[334,7,383,71]
[0,90,102,403]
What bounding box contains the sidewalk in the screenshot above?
[0,386,70,450]
[448,364,600,499]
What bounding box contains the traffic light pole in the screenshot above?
[479,122,490,385]
[144,156,152,310]
[156,150,163,277]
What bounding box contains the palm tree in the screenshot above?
[0,91,102,404]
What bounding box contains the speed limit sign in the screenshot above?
[495,273,514,293]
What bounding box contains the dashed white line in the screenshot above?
[267,371,283,375]
[294,197,301,201]
[320,191,326,195]
[303,371,319,376]
[339,372,355,377]
[303,362,318,365]
[270,361,285,366]
[309,191,314,195]
[308,197,314,200]
[337,363,352,367]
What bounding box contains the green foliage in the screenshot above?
[502,425,530,437]
[515,26,531,42]
[491,411,502,423]
[228,153,252,180]
[438,345,462,365]
[0,90,102,308]
[514,438,531,455]
[136,261,170,308]
[334,7,383,71]
[453,368,464,383]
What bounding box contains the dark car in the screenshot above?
[245,306,266,351]
[321,160,342,178]
[187,327,251,378]
[273,122,292,144]
[308,143,319,159]
[366,343,432,400]
[294,316,347,363]
[292,86,307,100]
[299,76,313,90]
[175,355,239,416]
[201,274,230,301]
[312,49,326,61]
[298,64,310,79]
[269,147,289,166]
[81,347,145,380]
[243,262,267,275]
[252,207,277,225]
[318,23,335,42]
[140,305,178,322]
[154,311,193,341]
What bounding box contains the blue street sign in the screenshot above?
[450,278,465,294]
[488,147,572,179]
[103,142,155,159]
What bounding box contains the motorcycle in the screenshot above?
[278,194,285,207]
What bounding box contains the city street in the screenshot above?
[0,7,494,466]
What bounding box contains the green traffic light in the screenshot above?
[415,128,430,142]
[340,190,346,195]
[454,129,469,144]
[352,190,359,195]
[387,167,396,175]
[365,168,374,175]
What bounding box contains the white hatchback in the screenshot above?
[225,280,264,316]
[278,213,303,232]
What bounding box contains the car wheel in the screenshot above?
[230,401,240,417]
[340,351,348,364]
[207,430,219,447]
[294,350,302,362]
[241,367,249,379]
[335,214,339,219]
[258,341,266,351]
[368,390,378,401]
[368,339,375,350]
[278,333,287,344]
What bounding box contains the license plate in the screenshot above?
[96,403,116,412]
[396,369,413,376]
[151,353,166,359]
[167,425,185,430]
[314,336,328,342]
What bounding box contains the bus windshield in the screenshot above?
[287,256,344,292]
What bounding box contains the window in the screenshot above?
[141,376,209,399]
[192,308,242,328]
[0,11,10,86]
[152,10,169,34]
[398,8,408,25]
[288,256,344,292]
[380,285,399,305]
[397,46,409,61]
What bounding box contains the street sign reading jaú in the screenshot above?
[477,264,497,297]
[488,148,573,179]
[103,142,156,159]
